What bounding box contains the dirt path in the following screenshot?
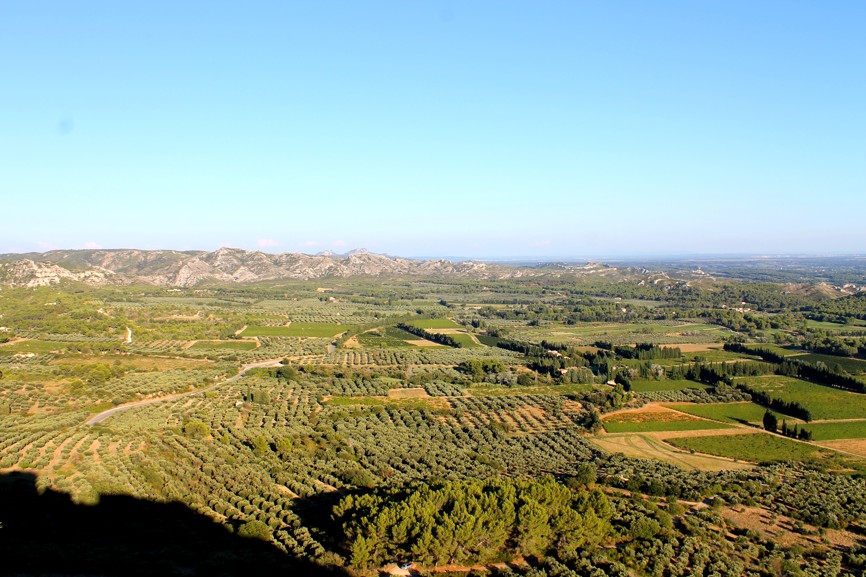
[810,418,866,424]
[125,327,133,344]
[85,359,284,426]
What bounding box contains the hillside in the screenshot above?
[0,248,527,287]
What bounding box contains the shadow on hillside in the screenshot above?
[0,471,348,577]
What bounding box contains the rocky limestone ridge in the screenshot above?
[0,259,121,288]
[0,248,537,287]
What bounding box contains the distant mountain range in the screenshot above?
[1,248,860,296]
[0,248,552,288]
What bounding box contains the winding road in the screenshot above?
[86,359,284,426]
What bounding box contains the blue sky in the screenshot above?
[2,1,864,258]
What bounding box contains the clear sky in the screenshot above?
[2,1,864,258]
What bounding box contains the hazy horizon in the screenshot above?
[2,2,864,257]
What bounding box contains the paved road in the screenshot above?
[85,359,284,426]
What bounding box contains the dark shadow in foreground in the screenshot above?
[0,472,348,577]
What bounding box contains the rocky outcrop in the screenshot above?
[0,259,121,288]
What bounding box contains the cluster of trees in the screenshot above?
[790,360,866,393]
[742,385,812,422]
[687,308,792,333]
[667,361,776,385]
[595,342,682,360]
[725,343,866,393]
[242,388,271,404]
[779,419,813,441]
[333,477,612,568]
[801,292,866,321]
[803,335,866,359]
[455,358,505,381]
[58,361,128,386]
[566,384,632,415]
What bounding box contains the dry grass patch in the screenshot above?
[387,387,431,399]
[649,427,760,439]
[604,409,706,425]
[676,343,723,352]
[816,439,866,458]
[591,434,753,471]
[405,339,443,347]
[722,505,865,550]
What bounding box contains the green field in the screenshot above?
[620,349,759,368]
[739,376,866,420]
[450,333,483,348]
[0,340,84,353]
[405,318,461,329]
[629,379,710,393]
[602,417,731,433]
[805,319,866,333]
[805,421,866,441]
[476,335,505,347]
[665,402,782,425]
[356,326,419,348]
[667,433,827,463]
[241,323,346,337]
[187,340,258,351]
[688,349,763,362]
[746,344,804,357]
[794,353,866,375]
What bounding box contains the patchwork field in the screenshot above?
[793,353,866,375]
[816,439,866,459]
[664,402,784,425]
[805,319,866,333]
[629,379,711,393]
[5,266,866,574]
[737,376,866,420]
[448,333,483,348]
[355,326,423,348]
[590,434,752,471]
[241,323,347,338]
[602,404,732,433]
[802,420,866,441]
[667,432,831,464]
